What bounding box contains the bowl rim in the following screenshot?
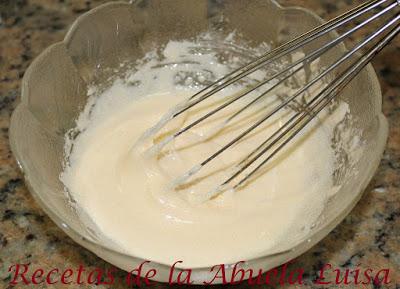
[10,0,388,272]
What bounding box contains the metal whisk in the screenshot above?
[142,0,400,199]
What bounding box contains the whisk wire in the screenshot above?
[226,1,399,124]
[177,12,400,191]
[143,0,399,198]
[170,0,391,118]
[154,0,396,150]
[236,11,400,171]
[231,19,400,191]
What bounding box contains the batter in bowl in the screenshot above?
[61,36,346,268]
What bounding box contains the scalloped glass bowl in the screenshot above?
[10,0,388,284]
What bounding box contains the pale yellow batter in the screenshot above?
[61,38,344,268]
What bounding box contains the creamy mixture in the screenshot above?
[61,37,346,268]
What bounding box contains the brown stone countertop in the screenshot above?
[0,0,399,288]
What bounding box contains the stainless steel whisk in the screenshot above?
[142,0,400,199]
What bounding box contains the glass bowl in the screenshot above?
[9,0,388,284]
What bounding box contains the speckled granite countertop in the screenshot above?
[0,1,399,288]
